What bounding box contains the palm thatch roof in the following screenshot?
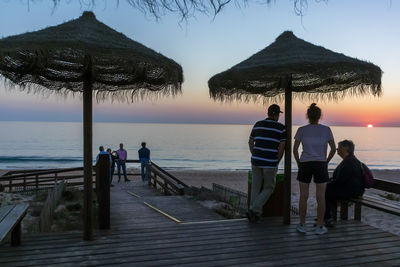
[0,11,183,100]
[209,31,382,102]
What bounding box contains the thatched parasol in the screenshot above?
[0,11,183,240]
[208,31,382,224]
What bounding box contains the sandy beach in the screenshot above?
[1,168,400,235]
[169,169,400,236]
[170,169,400,194]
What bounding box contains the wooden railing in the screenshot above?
[331,177,400,222]
[0,167,86,193]
[147,163,188,195]
[0,162,141,193]
[371,178,400,194]
[39,180,65,232]
[0,160,184,194]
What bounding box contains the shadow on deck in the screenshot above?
[1,180,400,266]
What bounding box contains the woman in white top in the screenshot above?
[293,103,336,235]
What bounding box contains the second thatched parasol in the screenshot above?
[0,11,183,240]
[209,31,382,224]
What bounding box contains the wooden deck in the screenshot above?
[1,181,400,266]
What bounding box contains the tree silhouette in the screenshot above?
[24,0,322,21]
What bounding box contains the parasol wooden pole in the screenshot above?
[83,55,93,241]
[283,75,292,225]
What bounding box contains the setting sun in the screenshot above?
[367,124,374,128]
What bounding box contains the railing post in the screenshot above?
[147,166,152,187]
[340,201,349,220]
[9,179,12,192]
[164,180,170,196]
[35,175,39,189]
[152,172,156,188]
[96,154,110,230]
[332,201,338,221]
[23,176,26,191]
[354,203,362,221]
[11,221,22,246]
[55,173,58,186]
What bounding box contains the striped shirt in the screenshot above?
[249,118,286,168]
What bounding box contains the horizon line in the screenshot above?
[0,119,399,127]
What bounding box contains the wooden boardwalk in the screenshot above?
[111,181,225,226]
[1,181,400,266]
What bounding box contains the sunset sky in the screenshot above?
[0,0,399,126]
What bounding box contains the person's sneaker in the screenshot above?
[315,225,328,235]
[296,224,307,233]
[125,179,131,182]
[110,184,114,187]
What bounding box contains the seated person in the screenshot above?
[324,140,365,225]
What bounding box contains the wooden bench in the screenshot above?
[0,204,29,246]
[333,178,400,221]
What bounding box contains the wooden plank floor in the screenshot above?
[110,181,224,227]
[1,181,400,266]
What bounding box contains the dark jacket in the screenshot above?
[330,155,364,196]
[138,147,150,161]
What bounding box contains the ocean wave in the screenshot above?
[153,158,227,163]
[0,156,82,163]
[0,156,398,171]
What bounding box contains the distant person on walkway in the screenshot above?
[324,140,364,226]
[96,146,111,164]
[247,104,286,223]
[138,142,151,183]
[116,143,130,182]
[96,146,112,187]
[293,103,336,235]
[107,148,118,186]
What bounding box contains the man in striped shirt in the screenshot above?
[247,104,286,222]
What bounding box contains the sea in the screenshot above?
[0,121,399,171]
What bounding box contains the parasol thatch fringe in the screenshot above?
[2,77,74,99]
[94,84,181,103]
[0,12,183,100]
[209,31,382,103]
[1,74,181,103]
[210,83,382,105]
